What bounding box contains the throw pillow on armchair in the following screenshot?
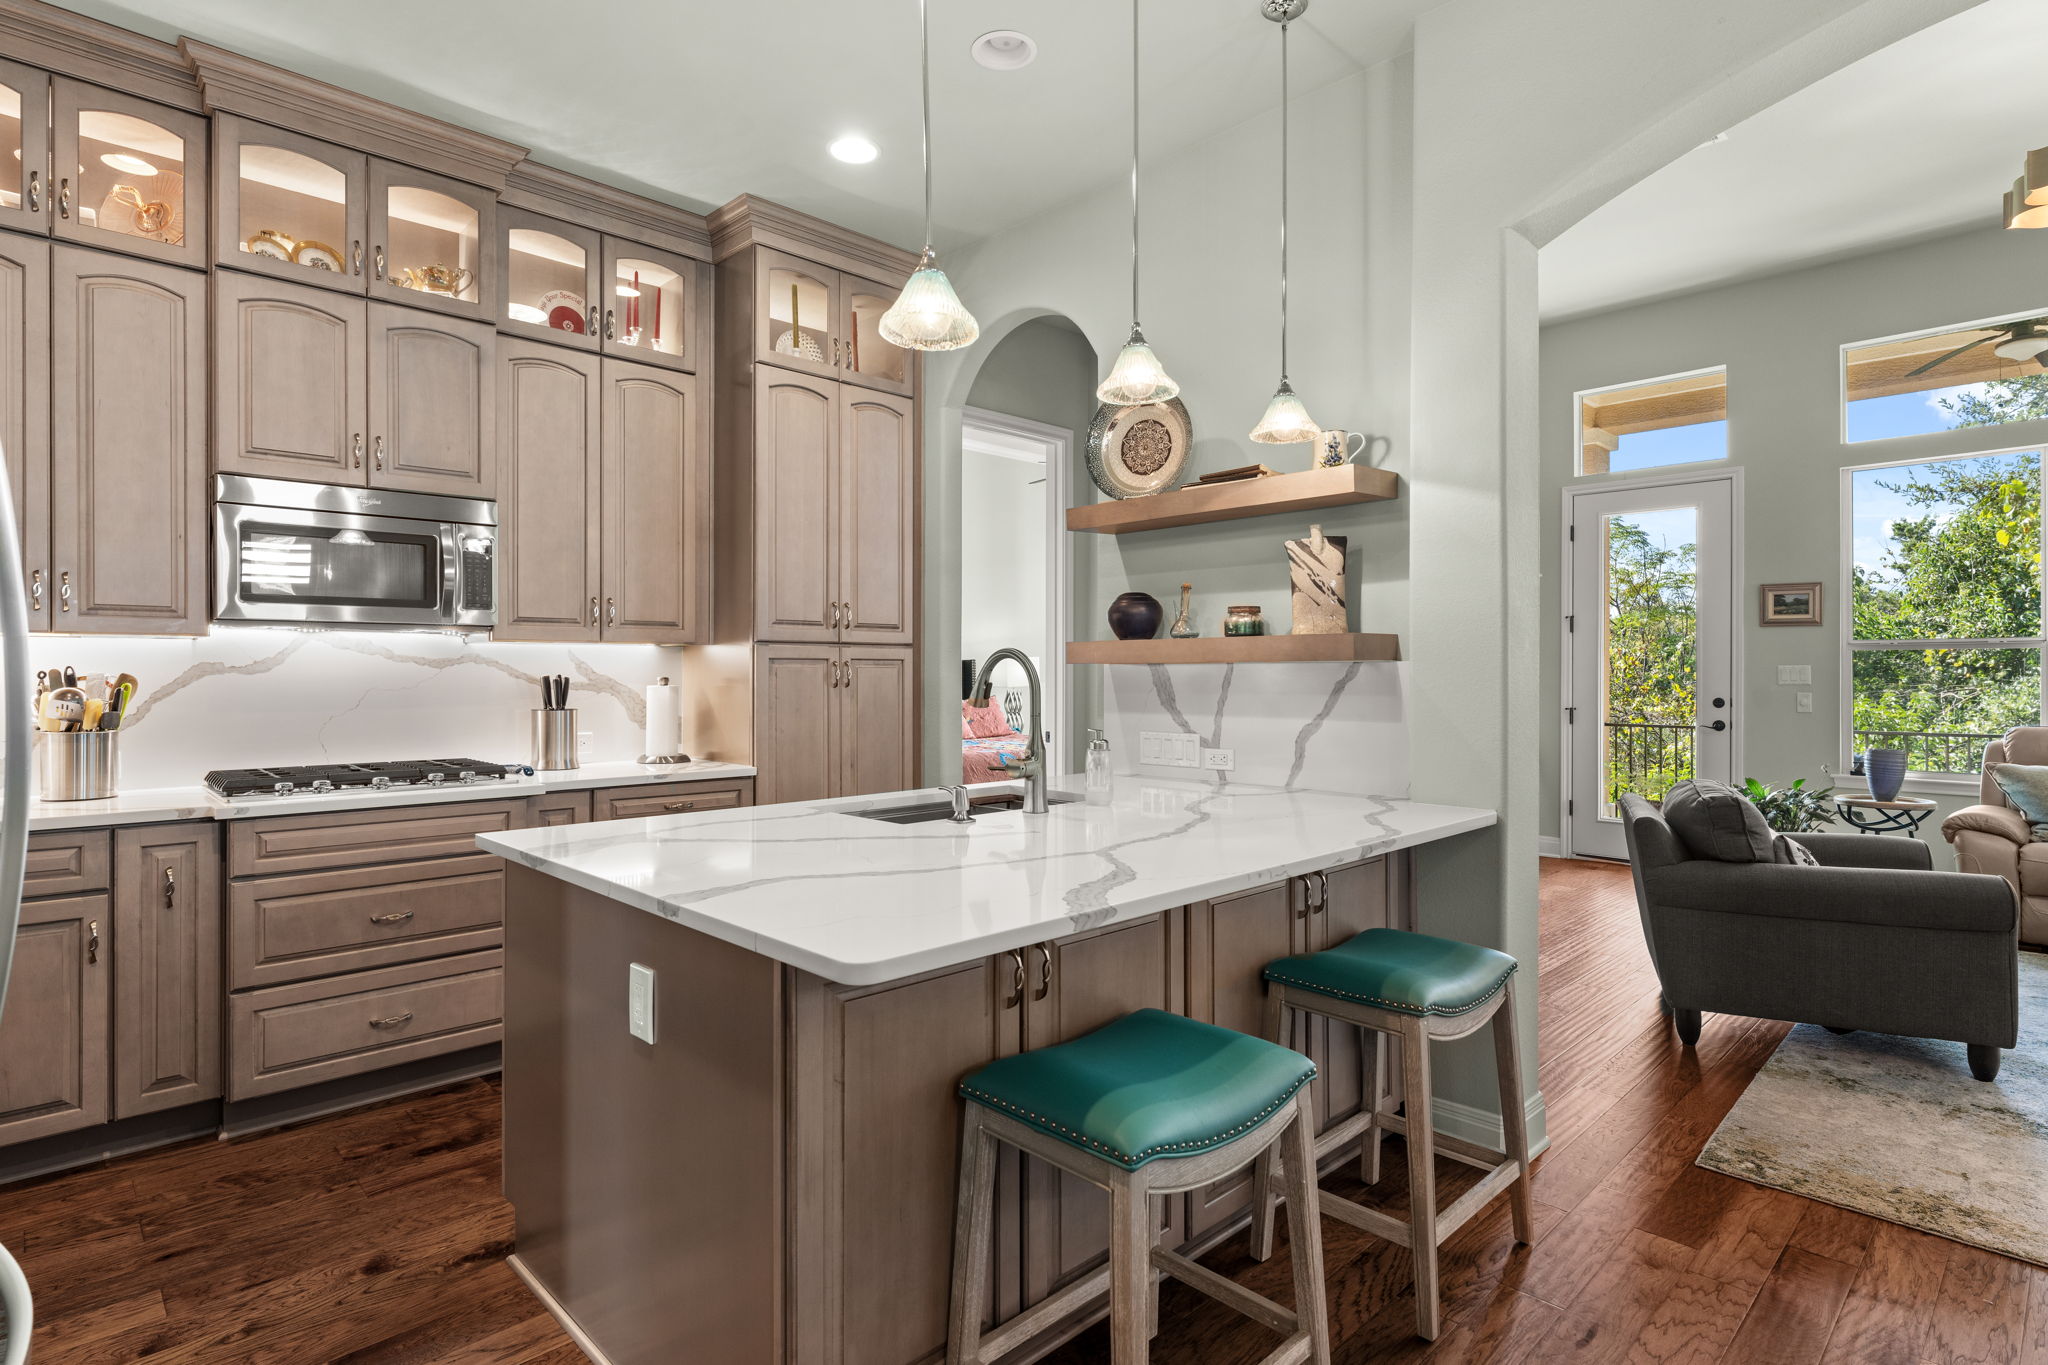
[1659,778,1780,862]
[1989,763,2048,838]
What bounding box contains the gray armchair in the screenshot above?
[1619,793,2019,1081]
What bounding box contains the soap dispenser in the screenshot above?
[1085,728,1113,805]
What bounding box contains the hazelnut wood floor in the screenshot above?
[1,857,2040,1363]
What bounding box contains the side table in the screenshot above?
[1832,795,1938,837]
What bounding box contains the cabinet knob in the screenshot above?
[162,866,175,910]
[58,570,70,612]
[373,244,386,280]
[351,240,364,276]
[26,170,39,213]
[351,432,363,468]
[56,176,69,220]
[87,919,99,965]
[28,569,41,611]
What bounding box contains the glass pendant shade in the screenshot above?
[1249,380,1319,443]
[879,251,980,350]
[2008,181,2048,230]
[1097,327,1180,404]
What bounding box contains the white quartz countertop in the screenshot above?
[26,760,758,831]
[477,778,1498,986]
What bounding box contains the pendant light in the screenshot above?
[1249,0,1319,444]
[1097,0,1180,404]
[2007,145,2048,229]
[879,0,980,351]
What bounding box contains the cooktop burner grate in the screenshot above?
[205,758,515,799]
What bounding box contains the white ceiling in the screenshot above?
[1539,0,2048,323]
[53,0,1431,252]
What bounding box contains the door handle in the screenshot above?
[58,570,70,613]
[604,309,616,341]
[834,336,842,368]
[1311,870,1330,913]
[26,170,39,213]
[1004,949,1026,1010]
[605,597,617,627]
[351,433,363,468]
[351,240,364,275]
[87,919,99,964]
[162,866,175,910]
[589,595,599,626]
[587,305,600,335]
[369,1012,414,1029]
[1699,720,1727,732]
[28,569,41,612]
[368,910,414,925]
[56,176,69,220]
[373,435,385,471]
[373,244,386,280]
[1030,943,1053,1001]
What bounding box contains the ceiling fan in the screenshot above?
[1905,318,2048,378]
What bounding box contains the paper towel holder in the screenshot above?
[640,675,691,765]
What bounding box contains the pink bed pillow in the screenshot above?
[963,699,1016,739]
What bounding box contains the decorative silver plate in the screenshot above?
[1085,398,1193,499]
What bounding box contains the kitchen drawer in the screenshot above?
[229,854,505,989]
[227,950,503,1100]
[227,799,530,877]
[594,779,754,822]
[25,829,111,898]
[532,790,591,827]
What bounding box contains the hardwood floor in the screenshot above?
[0,856,2038,1362]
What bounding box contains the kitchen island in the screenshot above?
[480,777,1494,1365]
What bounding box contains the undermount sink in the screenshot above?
[850,792,1079,825]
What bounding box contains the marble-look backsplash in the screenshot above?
[1103,661,1408,796]
[30,631,682,790]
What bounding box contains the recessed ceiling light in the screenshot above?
[971,30,1037,70]
[829,135,879,165]
[101,152,158,175]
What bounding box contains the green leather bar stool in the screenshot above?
[1250,927,1534,1341]
[947,1008,1332,1365]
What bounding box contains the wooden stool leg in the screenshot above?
[1148,1219,1162,1340]
[1280,1089,1333,1365]
[1109,1175,1153,1365]
[1249,985,1288,1263]
[1493,980,1536,1245]
[1360,1028,1384,1185]
[1399,1020,1441,1341]
[947,1108,999,1365]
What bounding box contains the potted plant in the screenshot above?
[1741,776,1838,833]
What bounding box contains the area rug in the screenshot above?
[1696,951,2048,1267]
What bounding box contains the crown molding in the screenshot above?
[0,0,198,110]
[179,38,528,191]
[708,194,918,284]
[502,162,712,261]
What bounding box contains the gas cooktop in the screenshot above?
[204,758,518,800]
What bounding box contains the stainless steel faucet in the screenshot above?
[969,648,1047,814]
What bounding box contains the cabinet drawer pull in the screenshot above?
[373,244,385,280]
[87,920,99,964]
[351,432,363,468]
[1313,870,1330,913]
[56,176,69,219]
[58,570,70,612]
[351,239,364,275]
[1030,943,1053,1001]
[162,866,175,910]
[589,595,600,626]
[587,304,600,335]
[1004,949,1025,1010]
[373,435,385,471]
[368,910,415,925]
[604,309,616,341]
[606,597,617,627]
[28,569,41,611]
[369,1011,414,1029]
[26,170,39,213]
[664,801,697,812]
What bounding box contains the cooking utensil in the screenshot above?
[62,667,75,688]
[45,687,84,732]
[80,698,103,731]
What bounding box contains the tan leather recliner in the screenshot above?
[1942,726,2048,946]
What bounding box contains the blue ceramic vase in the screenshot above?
[1863,748,1908,802]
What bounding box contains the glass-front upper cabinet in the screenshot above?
[754,247,838,380]
[602,240,696,372]
[500,208,600,349]
[0,60,50,238]
[51,79,207,269]
[213,116,368,291]
[842,274,913,397]
[368,160,497,321]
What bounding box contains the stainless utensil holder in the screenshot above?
[533,709,578,771]
[38,730,119,801]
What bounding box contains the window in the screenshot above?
[1848,447,2043,774]
[1576,368,1727,476]
[1844,311,2048,443]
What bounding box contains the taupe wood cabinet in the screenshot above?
[50,246,208,634]
[0,58,51,241]
[495,341,710,644]
[752,643,915,805]
[0,824,222,1144]
[497,207,703,374]
[0,231,50,631]
[740,244,913,397]
[209,115,368,292]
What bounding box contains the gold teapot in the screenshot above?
[392,263,473,297]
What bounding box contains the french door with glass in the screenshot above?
[1566,475,1736,859]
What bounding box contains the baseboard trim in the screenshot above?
[1537,835,1564,858]
[218,1045,500,1139]
[508,1254,613,1365]
[1432,1090,1550,1160]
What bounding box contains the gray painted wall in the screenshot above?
[1540,222,2048,862]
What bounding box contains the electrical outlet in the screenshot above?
[577,729,593,758]
[1202,747,1235,771]
[628,963,657,1044]
[1138,731,1200,768]
[1797,691,1813,713]
[1777,664,1812,685]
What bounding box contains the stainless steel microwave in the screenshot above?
[212,476,497,630]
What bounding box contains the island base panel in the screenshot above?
[503,865,779,1364]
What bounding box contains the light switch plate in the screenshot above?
[628,962,657,1044]
[1797,692,1813,713]
[1138,731,1200,768]
[1777,665,1812,685]
[1202,747,1235,770]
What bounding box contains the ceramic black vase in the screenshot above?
[1107,591,1164,640]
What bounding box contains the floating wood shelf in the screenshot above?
[1066,464,1398,535]
[1066,633,1402,665]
